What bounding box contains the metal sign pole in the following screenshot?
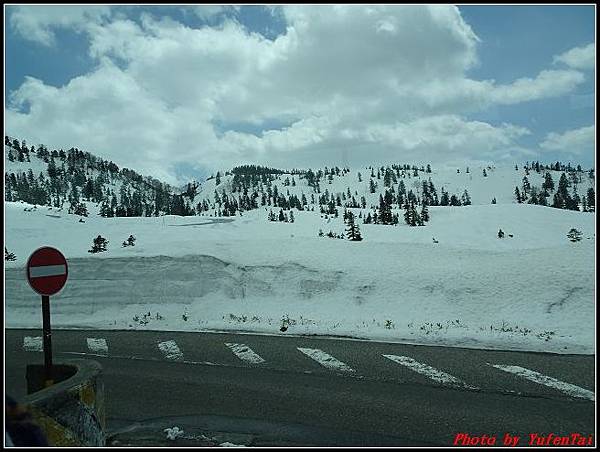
[41,295,53,386]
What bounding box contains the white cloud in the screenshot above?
[487,70,586,104]
[539,126,595,155]
[554,43,595,70]
[5,5,591,182]
[8,5,110,46]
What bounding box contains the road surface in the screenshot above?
[4,329,595,446]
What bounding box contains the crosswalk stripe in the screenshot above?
[158,340,184,361]
[297,347,355,372]
[383,355,478,389]
[225,343,265,364]
[489,364,595,401]
[87,338,108,355]
[23,336,43,352]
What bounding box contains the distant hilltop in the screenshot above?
[4,135,596,221]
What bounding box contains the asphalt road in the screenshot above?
[4,329,596,446]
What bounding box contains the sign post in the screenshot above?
[26,247,68,386]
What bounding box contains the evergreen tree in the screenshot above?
[100,199,113,217]
[542,172,555,192]
[461,190,471,206]
[586,187,595,212]
[5,247,16,261]
[567,228,582,242]
[552,192,565,209]
[88,235,109,253]
[345,211,363,241]
[122,234,136,247]
[514,186,522,203]
[369,179,377,193]
[522,176,531,194]
[420,203,429,222]
[449,194,461,206]
[378,190,394,224]
[440,189,449,206]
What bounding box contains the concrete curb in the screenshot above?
[21,359,105,446]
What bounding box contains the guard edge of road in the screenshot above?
[20,359,106,446]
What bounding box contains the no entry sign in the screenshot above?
[26,247,68,296]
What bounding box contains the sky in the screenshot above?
[4,4,596,185]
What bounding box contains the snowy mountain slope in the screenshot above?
[5,199,595,354]
[4,136,595,353]
[4,139,176,217]
[191,164,594,215]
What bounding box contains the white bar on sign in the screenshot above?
[29,264,67,278]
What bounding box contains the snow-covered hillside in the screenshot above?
[191,163,594,213]
[4,136,596,354]
[5,198,595,354]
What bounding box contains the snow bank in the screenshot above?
[4,201,595,354]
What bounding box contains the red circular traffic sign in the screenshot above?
[26,247,68,296]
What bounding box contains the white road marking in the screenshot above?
[489,364,595,401]
[29,264,67,278]
[158,340,184,361]
[23,336,43,352]
[383,355,478,389]
[87,338,108,355]
[297,347,355,372]
[225,343,265,364]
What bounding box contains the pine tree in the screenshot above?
[378,190,394,224]
[567,228,582,242]
[369,179,377,193]
[514,186,522,203]
[522,176,531,194]
[586,187,595,212]
[345,211,363,241]
[5,247,16,261]
[88,235,109,253]
[461,190,471,206]
[542,172,555,192]
[420,203,429,222]
[440,190,449,206]
[404,202,413,226]
[122,234,136,247]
